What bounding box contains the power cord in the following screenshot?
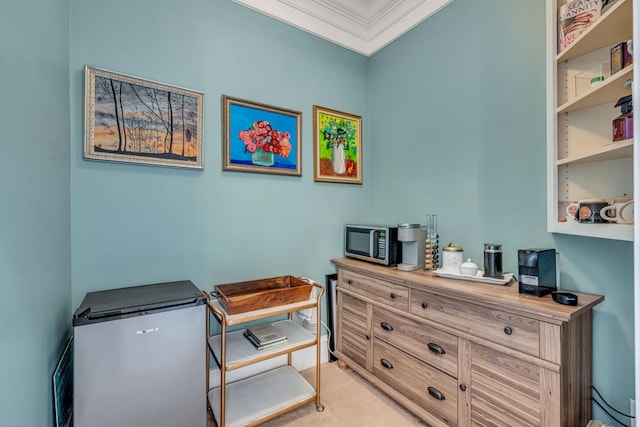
[320,320,337,359]
[299,315,337,359]
[591,386,634,427]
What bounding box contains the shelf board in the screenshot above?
[557,65,633,114]
[208,365,316,427]
[557,139,633,165]
[209,319,316,371]
[549,221,633,241]
[208,297,318,326]
[557,0,632,62]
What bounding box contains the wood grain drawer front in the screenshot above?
[373,306,458,377]
[467,342,541,426]
[373,339,457,427]
[340,269,409,311]
[338,293,369,369]
[411,289,540,356]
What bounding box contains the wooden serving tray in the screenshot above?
[214,276,313,314]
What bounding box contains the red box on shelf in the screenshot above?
[613,114,633,141]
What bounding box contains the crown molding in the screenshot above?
[230,0,454,57]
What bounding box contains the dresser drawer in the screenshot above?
[373,339,457,426]
[338,292,369,369]
[340,269,409,311]
[373,306,458,377]
[410,289,540,356]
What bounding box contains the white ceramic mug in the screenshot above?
[601,199,634,224]
[565,202,579,222]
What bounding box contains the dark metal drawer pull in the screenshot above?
[380,359,393,369]
[504,326,513,335]
[390,292,397,299]
[427,343,445,355]
[380,322,394,332]
[421,302,428,309]
[347,279,353,284]
[428,386,445,401]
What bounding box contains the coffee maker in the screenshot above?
[518,248,557,297]
[397,224,427,271]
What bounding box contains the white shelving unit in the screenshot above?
[547,0,635,241]
[206,283,325,427]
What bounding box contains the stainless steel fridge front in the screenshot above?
[73,281,206,427]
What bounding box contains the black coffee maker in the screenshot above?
[518,248,556,297]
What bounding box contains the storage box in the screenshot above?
[610,41,633,75]
[613,114,633,141]
[214,276,313,314]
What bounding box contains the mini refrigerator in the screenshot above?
[73,280,207,427]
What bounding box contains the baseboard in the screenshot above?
[209,334,329,388]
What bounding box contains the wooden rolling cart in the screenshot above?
[205,276,325,427]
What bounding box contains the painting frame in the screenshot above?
[222,95,302,176]
[313,105,362,184]
[84,65,204,169]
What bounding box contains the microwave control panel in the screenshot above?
[376,231,387,259]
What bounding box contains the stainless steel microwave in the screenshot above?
[344,225,400,266]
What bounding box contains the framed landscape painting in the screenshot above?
[313,105,362,184]
[222,95,302,176]
[84,66,204,169]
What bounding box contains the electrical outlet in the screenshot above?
[631,398,636,427]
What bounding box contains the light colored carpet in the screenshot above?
[208,361,427,426]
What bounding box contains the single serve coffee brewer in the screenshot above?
[397,223,427,271]
[518,248,557,297]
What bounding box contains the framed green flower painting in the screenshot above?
[222,96,302,176]
[313,105,362,184]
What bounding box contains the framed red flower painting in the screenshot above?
[222,95,302,176]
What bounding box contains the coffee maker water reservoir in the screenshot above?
[397,224,427,271]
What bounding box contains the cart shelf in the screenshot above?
[207,365,316,427]
[208,319,317,371]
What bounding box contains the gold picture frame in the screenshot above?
[313,105,362,184]
[222,95,302,176]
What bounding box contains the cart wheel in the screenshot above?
[316,404,325,412]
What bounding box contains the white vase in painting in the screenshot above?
[331,143,346,174]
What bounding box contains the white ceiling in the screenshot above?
[230,0,455,57]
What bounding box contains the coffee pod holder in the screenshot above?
[424,214,439,271]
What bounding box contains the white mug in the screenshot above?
[565,202,579,222]
[600,199,634,224]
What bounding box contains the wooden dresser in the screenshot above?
[331,258,604,427]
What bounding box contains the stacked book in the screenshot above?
[244,323,287,350]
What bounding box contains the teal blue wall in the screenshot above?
[369,0,634,423]
[0,0,71,426]
[1,0,633,425]
[68,0,370,310]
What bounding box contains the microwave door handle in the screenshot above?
[369,229,376,257]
